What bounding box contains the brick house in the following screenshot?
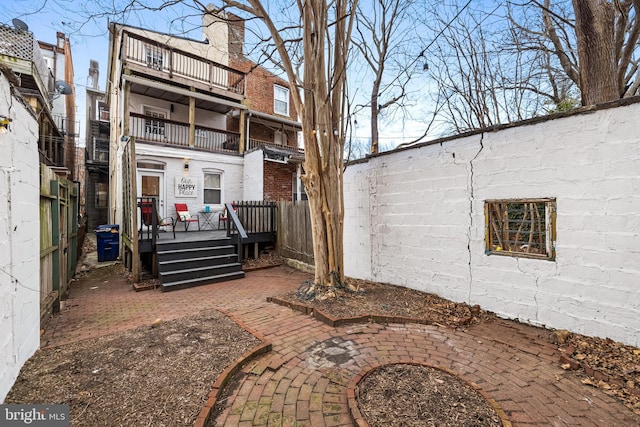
[106,8,304,239]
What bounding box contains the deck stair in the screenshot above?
[156,237,244,291]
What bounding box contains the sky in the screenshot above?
[2,0,503,150]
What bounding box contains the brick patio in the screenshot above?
[42,263,640,426]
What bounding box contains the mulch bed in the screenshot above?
[6,310,260,426]
[356,364,503,427]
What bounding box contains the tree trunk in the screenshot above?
[572,0,618,105]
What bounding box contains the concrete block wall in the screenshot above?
[0,74,41,401]
[344,101,640,346]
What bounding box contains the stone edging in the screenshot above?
[268,296,631,400]
[346,361,512,427]
[267,296,436,328]
[194,308,273,427]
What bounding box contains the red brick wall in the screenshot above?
[230,56,298,120]
[263,161,296,201]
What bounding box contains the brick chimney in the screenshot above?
[227,12,245,58]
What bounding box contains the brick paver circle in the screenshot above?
[43,265,640,426]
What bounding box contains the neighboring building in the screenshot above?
[85,60,110,230]
[106,9,303,234]
[39,32,79,180]
[0,23,76,175]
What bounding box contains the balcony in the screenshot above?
[129,113,241,154]
[0,23,54,103]
[247,138,304,154]
[122,31,245,101]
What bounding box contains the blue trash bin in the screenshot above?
[95,224,120,262]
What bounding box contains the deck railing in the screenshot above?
[123,30,245,95]
[247,138,305,154]
[227,201,277,245]
[129,113,241,153]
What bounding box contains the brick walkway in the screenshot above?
[43,264,639,426]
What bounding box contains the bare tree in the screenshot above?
[425,7,554,133]
[351,0,426,154]
[511,0,640,106]
[222,0,358,291]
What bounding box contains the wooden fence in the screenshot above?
[40,165,79,326]
[276,201,314,265]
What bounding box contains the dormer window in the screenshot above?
[274,85,289,116]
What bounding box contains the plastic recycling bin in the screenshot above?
[95,224,120,262]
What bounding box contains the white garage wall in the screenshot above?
[344,100,640,346]
[0,74,41,402]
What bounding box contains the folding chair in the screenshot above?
[175,203,200,231]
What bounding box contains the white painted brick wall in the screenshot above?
[0,75,40,402]
[135,144,245,217]
[344,101,640,346]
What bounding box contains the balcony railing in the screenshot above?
[123,30,245,96]
[88,138,109,163]
[247,138,304,154]
[129,113,241,153]
[0,23,54,98]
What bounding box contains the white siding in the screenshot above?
[344,102,640,346]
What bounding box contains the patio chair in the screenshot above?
[218,204,237,229]
[175,203,200,231]
[140,201,175,238]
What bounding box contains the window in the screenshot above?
[145,45,164,70]
[292,173,308,202]
[144,107,166,136]
[274,130,284,145]
[485,199,556,260]
[97,100,109,121]
[95,182,108,208]
[274,85,290,116]
[204,172,222,205]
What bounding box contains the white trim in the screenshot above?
[274,84,290,116]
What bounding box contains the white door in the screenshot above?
[137,170,166,224]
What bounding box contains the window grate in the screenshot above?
[485,199,556,260]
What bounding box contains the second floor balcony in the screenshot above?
[122,30,245,102]
[129,113,304,157]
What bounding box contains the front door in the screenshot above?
[137,170,165,225]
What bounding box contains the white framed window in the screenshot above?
[145,44,164,70]
[97,100,109,121]
[274,85,290,116]
[485,198,556,260]
[203,172,222,205]
[143,106,167,136]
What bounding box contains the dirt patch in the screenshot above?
[6,310,260,427]
[357,364,503,427]
[277,277,640,416]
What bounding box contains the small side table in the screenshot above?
[198,210,217,230]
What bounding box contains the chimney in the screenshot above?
[226,12,245,58]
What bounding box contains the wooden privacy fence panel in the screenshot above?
[39,165,79,327]
[276,201,314,265]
